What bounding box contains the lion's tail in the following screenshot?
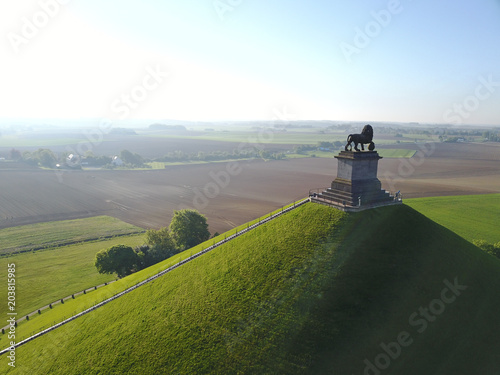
[346,134,352,142]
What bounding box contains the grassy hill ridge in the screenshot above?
[5,203,500,374]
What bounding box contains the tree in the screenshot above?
[95,244,139,278]
[33,148,57,167]
[120,149,144,167]
[9,148,22,161]
[146,227,176,250]
[135,227,178,268]
[169,209,210,250]
[22,151,37,166]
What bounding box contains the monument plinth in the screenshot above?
[310,125,401,211]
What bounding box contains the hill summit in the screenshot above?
[8,203,500,374]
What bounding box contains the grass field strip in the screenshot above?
[0,231,145,258]
[0,198,311,356]
[0,281,118,332]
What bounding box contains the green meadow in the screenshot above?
[287,148,416,159]
[406,193,500,244]
[0,216,143,256]
[0,136,84,148]
[0,235,145,320]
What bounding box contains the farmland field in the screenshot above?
[0,216,143,255]
[0,141,499,235]
[0,234,145,319]
[288,148,417,159]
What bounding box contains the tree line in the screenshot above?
[94,209,211,278]
[6,147,287,169]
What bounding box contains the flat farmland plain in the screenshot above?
[0,142,499,234]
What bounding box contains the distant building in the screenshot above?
[112,156,124,166]
[66,154,81,168]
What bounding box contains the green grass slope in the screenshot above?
[5,203,500,374]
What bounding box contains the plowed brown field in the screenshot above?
[1,142,498,234]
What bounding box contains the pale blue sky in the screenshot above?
[1,0,499,124]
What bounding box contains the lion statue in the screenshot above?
[345,124,375,152]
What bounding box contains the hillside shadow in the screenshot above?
[292,204,500,374]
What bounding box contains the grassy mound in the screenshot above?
[5,203,500,374]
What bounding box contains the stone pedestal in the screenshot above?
[311,151,399,211]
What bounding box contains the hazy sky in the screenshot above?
[1,0,499,125]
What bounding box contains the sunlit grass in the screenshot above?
[0,235,145,319]
[406,193,500,243]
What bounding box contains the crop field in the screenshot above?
[0,142,499,235]
[0,216,143,255]
[147,130,348,145]
[0,234,145,319]
[288,148,417,159]
[377,148,417,158]
[140,128,440,146]
[0,128,430,159]
[406,194,500,244]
